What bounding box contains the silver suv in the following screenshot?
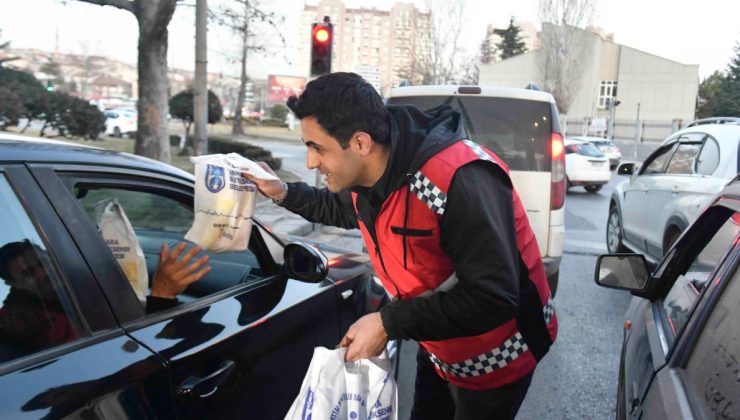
[387,85,565,295]
[606,117,740,264]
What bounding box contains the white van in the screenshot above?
[387,85,565,295]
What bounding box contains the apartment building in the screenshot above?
[299,0,433,93]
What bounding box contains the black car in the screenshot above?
[0,133,392,418]
[594,176,740,419]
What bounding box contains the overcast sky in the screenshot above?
[0,0,737,80]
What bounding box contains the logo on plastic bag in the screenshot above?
[205,164,226,193]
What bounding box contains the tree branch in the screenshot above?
[76,0,135,14]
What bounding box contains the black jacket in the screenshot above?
[280,105,520,342]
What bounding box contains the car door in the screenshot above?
[621,141,677,251]
[0,165,175,418]
[622,204,740,419]
[641,211,740,419]
[44,165,345,419]
[645,135,703,257]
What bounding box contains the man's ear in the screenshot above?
[352,131,374,156]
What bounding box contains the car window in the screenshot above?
[0,175,85,364]
[575,143,604,157]
[696,137,720,176]
[387,95,552,172]
[660,215,740,341]
[665,143,701,175]
[641,143,676,175]
[684,259,740,420]
[74,185,267,305]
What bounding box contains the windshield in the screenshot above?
[576,143,605,157]
[387,95,553,171]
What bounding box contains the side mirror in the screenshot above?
[283,242,329,283]
[594,254,651,292]
[616,162,636,176]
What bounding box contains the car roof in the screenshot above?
[664,124,740,146]
[387,85,556,104]
[0,132,193,182]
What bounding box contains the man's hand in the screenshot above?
[150,242,211,299]
[339,312,388,362]
[242,162,285,200]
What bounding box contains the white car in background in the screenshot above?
[564,138,611,193]
[104,108,137,138]
[606,117,740,264]
[570,136,621,168]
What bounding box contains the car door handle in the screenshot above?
[178,360,236,399]
[341,290,353,300]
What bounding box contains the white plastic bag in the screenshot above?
[185,153,277,252]
[285,347,398,420]
[95,198,149,302]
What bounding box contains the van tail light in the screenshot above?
[551,132,565,210]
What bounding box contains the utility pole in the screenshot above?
[194,0,208,155]
[634,102,641,159]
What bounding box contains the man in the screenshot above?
[245,73,557,420]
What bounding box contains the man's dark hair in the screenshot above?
[0,240,35,279]
[287,72,390,148]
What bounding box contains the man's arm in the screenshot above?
[380,160,520,341]
[279,182,359,229]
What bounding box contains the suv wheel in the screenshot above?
[585,185,602,193]
[607,206,628,253]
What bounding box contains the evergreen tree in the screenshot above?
[696,70,724,118]
[711,41,740,117]
[169,89,223,140]
[495,17,527,60]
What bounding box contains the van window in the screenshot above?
[387,96,553,171]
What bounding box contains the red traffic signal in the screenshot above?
[310,22,333,77]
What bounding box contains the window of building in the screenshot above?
[598,80,618,109]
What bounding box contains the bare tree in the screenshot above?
[0,29,19,66]
[403,0,465,85]
[76,0,177,163]
[537,0,597,114]
[211,0,284,136]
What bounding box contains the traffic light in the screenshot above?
[310,21,333,77]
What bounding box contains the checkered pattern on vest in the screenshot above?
[428,333,529,378]
[410,171,447,215]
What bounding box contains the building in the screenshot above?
[479,25,699,141]
[299,0,433,93]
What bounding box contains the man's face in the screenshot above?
[300,117,363,193]
[5,251,55,298]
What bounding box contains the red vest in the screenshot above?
[352,140,557,390]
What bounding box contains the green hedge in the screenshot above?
[169,135,282,170]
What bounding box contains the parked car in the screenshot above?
[387,85,565,296]
[594,176,740,419]
[570,136,621,168]
[0,133,394,419]
[103,108,137,138]
[606,120,740,265]
[564,138,611,193]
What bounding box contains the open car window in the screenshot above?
[73,183,273,309]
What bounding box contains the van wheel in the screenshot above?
[547,270,558,298]
[585,185,602,193]
[607,206,628,253]
[113,127,122,138]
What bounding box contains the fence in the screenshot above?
[563,118,684,143]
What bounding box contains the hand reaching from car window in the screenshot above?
[150,242,211,299]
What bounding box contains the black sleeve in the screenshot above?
[279,182,359,229]
[145,296,180,314]
[380,161,520,341]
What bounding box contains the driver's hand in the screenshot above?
[151,242,211,299]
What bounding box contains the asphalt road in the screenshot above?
[249,135,660,419]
